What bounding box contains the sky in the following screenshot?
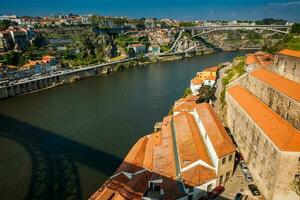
[1,0,300,22]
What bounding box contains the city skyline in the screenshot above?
[1,0,300,22]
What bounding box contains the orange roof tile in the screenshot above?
[205,75,216,81]
[182,165,216,187]
[152,116,177,179]
[42,55,55,63]
[185,95,200,102]
[245,54,257,65]
[204,66,219,72]
[173,98,197,112]
[194,103,236,158]
[173,112,213,167]
[227,85,300,152]
[278,49,300,58]
[191,77,203,85]
[250,68,300,102]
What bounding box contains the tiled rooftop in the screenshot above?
[250,68,300,102]
[278,49,300,58]
[194,103,236,158]
[227,85,300,152]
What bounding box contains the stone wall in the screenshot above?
[217,152,236,185]
[273,54,300,83]
[0,60,139,100]
[226,91,300,200]
[239,74,300,130]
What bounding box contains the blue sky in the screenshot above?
[1,0,300,22]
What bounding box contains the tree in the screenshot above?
[0,20,17,31]
[197,85,215,103]
[182,88,192,98]
[291,23,300,34]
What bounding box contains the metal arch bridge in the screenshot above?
[181,25,292,36]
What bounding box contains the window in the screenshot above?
[219,175,223,184]
[222,157,226,165]
[295,174,300,182]
[225,172,230,182]
[229,155,233,162]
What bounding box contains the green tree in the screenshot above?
[182,88,192,98]
[0,20,17,31]
[197,85,215,103]
[291,23,300,34]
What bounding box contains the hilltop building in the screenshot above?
[226,49,300,200]
[90,102,236,200]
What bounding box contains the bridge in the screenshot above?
[182,25,292,36]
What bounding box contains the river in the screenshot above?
[0,51,250,200]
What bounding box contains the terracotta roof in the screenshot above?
[227,85,300,152]
[278,49,300,58]
[204,66,219,72]
[42,55,55,63]
[191,77,203,85]
[250,68,300,102]
[130,44,145,47]
[173,98,197,112]
[182,165,216,187]
[205,75,216,81]
[245,54,257,65]
[194,103,236,158]
[185,95,200,102]
[173,112,213,167]
[152,116,177,179]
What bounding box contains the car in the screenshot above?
[244,172,253,183]
[248,184,260,196]
[207,186,225,199]
[234,193,244,200]
[239,161,249,173]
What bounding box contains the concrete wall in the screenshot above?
[226,92,300,200]
[273,54,300,83]
[239,74,300,130]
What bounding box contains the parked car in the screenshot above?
[244,172,253,183]
[234,193,244,200]
[239,161,249,173]
[207,186,225,199]
[248,184,260,196]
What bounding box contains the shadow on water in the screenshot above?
[0,114,232,200]
[0,114,123,200]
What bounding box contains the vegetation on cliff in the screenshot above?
[220,58,245,107]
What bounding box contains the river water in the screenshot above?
[0,51,250,200]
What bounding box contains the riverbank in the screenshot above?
[0,51,251,200]
[0,49,254,101]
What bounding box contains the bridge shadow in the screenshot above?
[0,114,123,200]
[0,114,233,200]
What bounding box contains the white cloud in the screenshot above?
[268,1,300,7]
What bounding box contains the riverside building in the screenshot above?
[90,102,236,200]
[226,49,300,200]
